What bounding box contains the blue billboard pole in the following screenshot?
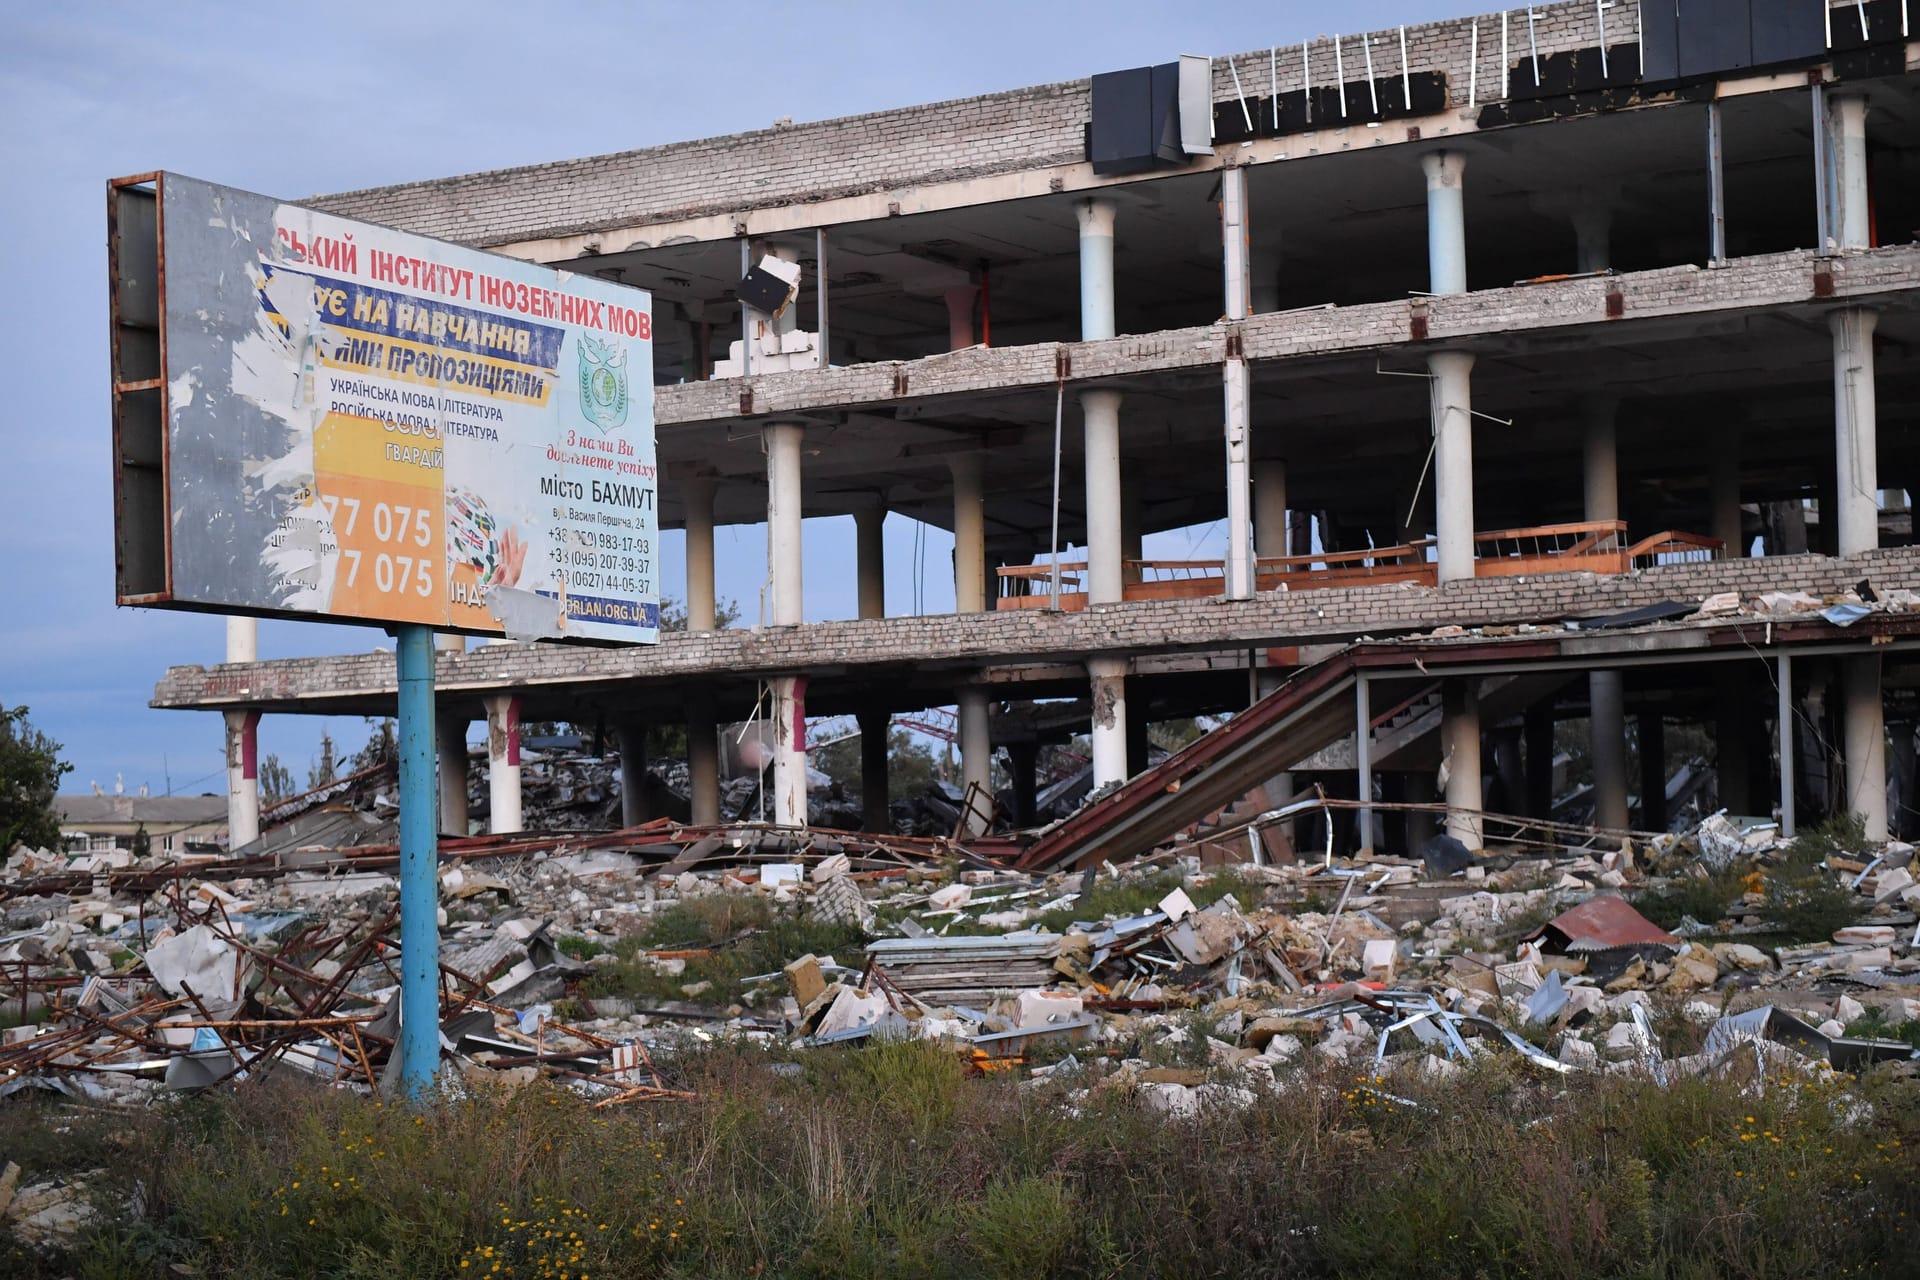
[394,624,440,1100]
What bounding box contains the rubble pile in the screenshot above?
[4,798,1918,1113]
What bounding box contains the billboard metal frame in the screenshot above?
[108,170,662,1100]
[109,172,175,606]
[107,171,658,643]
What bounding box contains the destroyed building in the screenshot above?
[52,794,226,858]
[17,8,1920,1267]
[147,0,1920,866]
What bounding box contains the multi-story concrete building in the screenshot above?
[155,0,1920,857]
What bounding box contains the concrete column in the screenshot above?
[1490,726,1527,819]
[222,617,259,847]
[857,706,890,833]
[684,689,720,826]
[1251,195,1282,314]
[1405,773,1437,856]
[1255,668,1295,849]
[1638,711,1668,832]
[1843,655,1888,840]
[950,454,987,613]
[1088,656,1129,789]
[223,709,260,849]
[1221,165,1254,600]
[1766,500,1810,556]
[1590,671,1629,831]
[1082,389,1125,605]
[1816,468,1841,556]
[1442,680,1483,848]
[1006,743,1039,828]
[1356,675,1373,853]
[1831,308,1880,556]
[1428,351,1477,583]
[1254,458,1288,591]
[682,304,703,380]
[1710,425,1744,556]
[1125,691,1151,779]
[1582,398,1619,525]
[434,635,467,835]
[770,675,808,827]
[1525,702,1555,821]
[1253,459,1288,562]
[764,423,804,625]
[225,616,257,663]
[1119,484,1144,586]
[853,498,886,620]
[617,721,649,828]
[944,285,977,350]
[1077,198,1117,341]
[1580,398,1628,832]
[1223,355,1253,598]
[1715,668,1753,815]
[1893,721,1917,841]
[1222,163,1250,320]
[682,474,717,632]
[957,688,992,834]
[1833,93,1871,251]
[1572,202,1612,274]
[436,716,469,835]
[483,694,522,834]
[1422,151,1468,296]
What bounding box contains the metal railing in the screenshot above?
[993,521,1723,610]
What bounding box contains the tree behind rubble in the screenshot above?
[308,731,338,790]
[259,753,297,803]
[0,705,72,852]
[659,593,741,635]
[351,718,398,772]
[813,725,939,799]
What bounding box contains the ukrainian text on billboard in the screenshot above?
[161,175,658,643]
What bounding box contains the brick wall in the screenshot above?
[310,0,1634,249]
[152,546,1920,711]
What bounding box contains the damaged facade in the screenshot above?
[15,0,1920,1092]
[150,0,1920,864]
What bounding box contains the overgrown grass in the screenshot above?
[0,1004,53,1032]
[885,869,1264,939]
[1844,1006,1920,1052]
[7,1042,1918,1278]
[1635,868,1750,931]
[580,894,866,1008]
[1024,869,1261,935]
[1783,811,1880,865]
[1635,815,1874,941]
[1763,817,1866,943]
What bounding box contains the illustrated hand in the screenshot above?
[491,527,526,588]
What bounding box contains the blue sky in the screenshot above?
[0,0,1434,796]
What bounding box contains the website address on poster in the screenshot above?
[539,592,657,628]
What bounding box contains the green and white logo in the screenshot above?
[577,335,629,432]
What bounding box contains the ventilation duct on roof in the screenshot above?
[1088,54,1212,176]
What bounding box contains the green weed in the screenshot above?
[581,895,866,1007]
[1635,868,1749,931]
[4,1048,1918,1278]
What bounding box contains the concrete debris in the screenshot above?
[7,768,1920,1133]
[4,1170,102,1245]
[811,872,875,930]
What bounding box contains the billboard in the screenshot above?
[109,172,658,643]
